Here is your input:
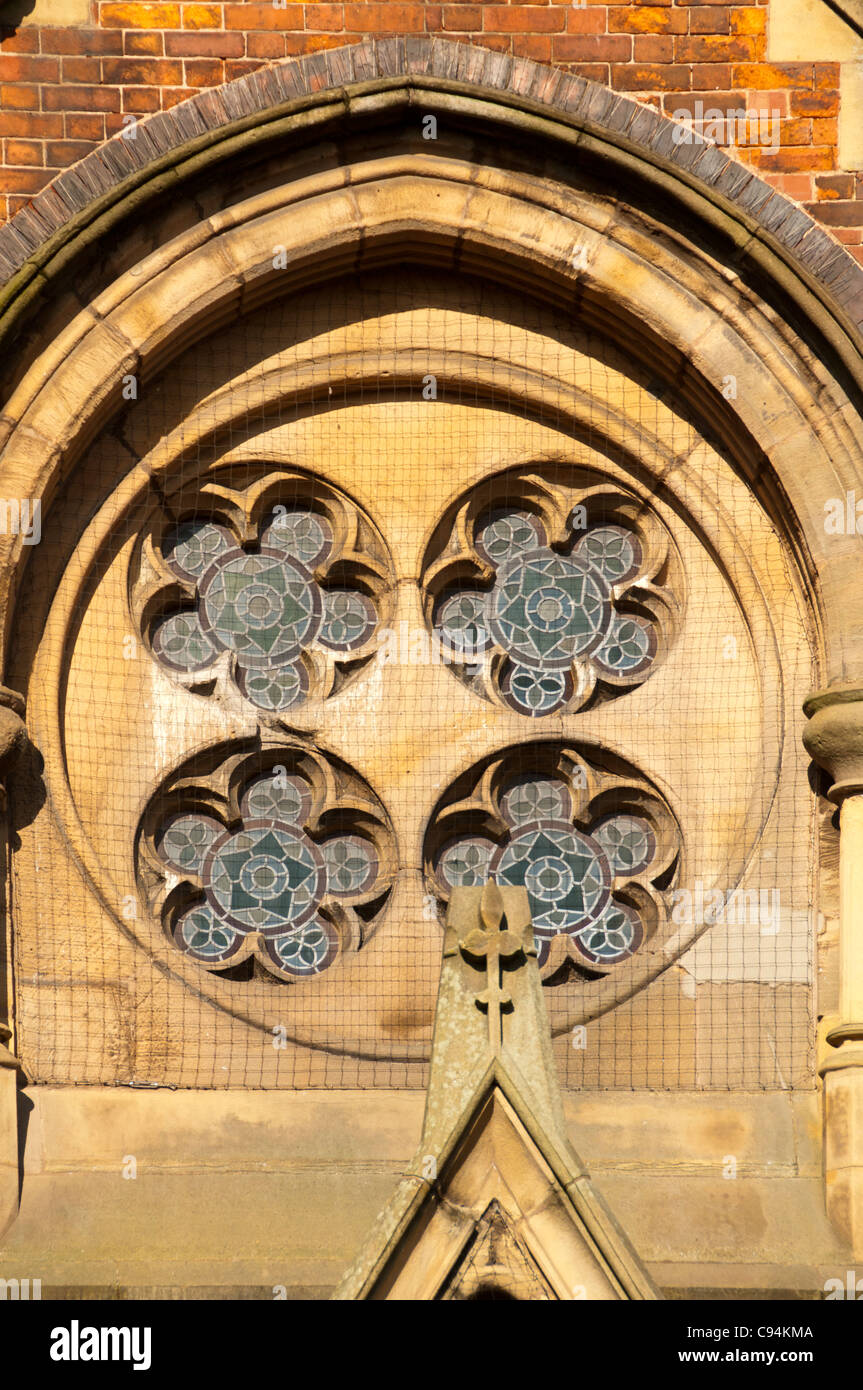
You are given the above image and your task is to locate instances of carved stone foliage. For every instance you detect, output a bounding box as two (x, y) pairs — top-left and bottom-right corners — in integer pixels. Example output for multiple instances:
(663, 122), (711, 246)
(425, 743), (680, 982)
(133, 469), (393, 713)
(137, 741), (395, 983)
(422, 469), (680, 716)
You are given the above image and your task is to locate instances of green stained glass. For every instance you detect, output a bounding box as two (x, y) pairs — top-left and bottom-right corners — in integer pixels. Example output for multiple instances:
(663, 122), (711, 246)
(164, 521), (233, 579)
(159, 814), (221, 873)
(320, 591), (376, 651)
(176, 903), (240, 962)
(475, 509), (545, 563)
(323, 836), (377, 894)
(593, 814), (654, 874)
(490, 552), (611, 669)
(439, 507), (656, 714)
(503, 663), (570, 715)
(575, 900), (639, 961)
(260, 509), (331, 566)
(152, 513), (378, 711)
(207, 824), (325, 933)
(151, 611), (217, 671)
(435, 768), (652, 968)
(492, 822), (611, 941)
(434, 590), (490, 657)
(242, 774), (309, 825)
(501, 777), (571, 825)
(574, 525), (641, 583)
(268, 921), (333, 975)
(240, 661), (306, 711)
(595, 615), (655, 674)
(201, 552), (321, 665)
(438, 837), (495, 889)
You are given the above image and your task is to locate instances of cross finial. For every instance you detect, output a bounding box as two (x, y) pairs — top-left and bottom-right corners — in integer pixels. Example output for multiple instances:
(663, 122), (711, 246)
(457, 881), (524, 1053)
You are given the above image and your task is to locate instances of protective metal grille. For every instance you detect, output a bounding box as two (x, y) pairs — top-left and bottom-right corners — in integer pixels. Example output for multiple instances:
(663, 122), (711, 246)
(10, 267), (817, 1092)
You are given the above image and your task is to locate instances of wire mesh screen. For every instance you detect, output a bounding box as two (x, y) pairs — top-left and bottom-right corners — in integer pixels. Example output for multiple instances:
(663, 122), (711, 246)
(10, 266), (817, 1092)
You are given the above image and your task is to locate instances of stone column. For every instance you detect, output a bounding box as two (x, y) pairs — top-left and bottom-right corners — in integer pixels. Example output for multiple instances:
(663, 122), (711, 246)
(0, 687), (27, 1238)
(804, 684), (863, 1255)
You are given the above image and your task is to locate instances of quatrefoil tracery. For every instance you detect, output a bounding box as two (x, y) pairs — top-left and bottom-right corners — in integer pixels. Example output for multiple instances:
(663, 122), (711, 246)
(132, 465), (683, 989)
(425, 745), (680, 980)
(137, 744), (395, 983)
(135, 471), (393, 713)
(422, 471), (680, 716)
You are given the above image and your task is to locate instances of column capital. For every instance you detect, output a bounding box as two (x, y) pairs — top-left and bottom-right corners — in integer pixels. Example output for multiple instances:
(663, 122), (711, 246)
(803, 683), (863, 802)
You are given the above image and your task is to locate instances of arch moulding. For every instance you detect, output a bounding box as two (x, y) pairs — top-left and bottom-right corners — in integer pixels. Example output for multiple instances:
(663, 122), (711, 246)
(1, 38), (863, 1251)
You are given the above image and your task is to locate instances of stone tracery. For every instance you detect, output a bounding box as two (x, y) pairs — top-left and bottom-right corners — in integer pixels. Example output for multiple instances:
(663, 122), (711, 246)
(12, 128), (822, 1069)
(133, 460), (685, 990)
(0, 33), (856, 1289)
(426, 744), (680, 979)
(424, 473), (679, 716)
(138, 745), (394, 983)
(138, 475), (390, 713)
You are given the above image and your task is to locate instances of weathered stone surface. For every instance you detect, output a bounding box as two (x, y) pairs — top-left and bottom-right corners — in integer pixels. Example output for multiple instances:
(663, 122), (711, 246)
(0, 40), (859, 1298)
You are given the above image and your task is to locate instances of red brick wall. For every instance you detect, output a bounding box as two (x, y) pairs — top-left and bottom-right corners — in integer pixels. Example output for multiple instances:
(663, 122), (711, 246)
(0, 1), (860, 262)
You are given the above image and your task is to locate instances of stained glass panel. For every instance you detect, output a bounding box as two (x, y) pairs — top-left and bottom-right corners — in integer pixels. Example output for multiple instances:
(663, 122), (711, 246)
(155, 771), (383, 979)
(320, 591), (377, 651)
(432, 507), (659, 716)
(260, 509), (331, 566)
(438, 837), (496, 888)
(149, 510), (380, 711)
(435, 773), (660, 967)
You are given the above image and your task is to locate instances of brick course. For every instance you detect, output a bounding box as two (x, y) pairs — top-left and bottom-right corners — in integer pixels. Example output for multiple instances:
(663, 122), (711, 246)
(0, 1), (858, 261)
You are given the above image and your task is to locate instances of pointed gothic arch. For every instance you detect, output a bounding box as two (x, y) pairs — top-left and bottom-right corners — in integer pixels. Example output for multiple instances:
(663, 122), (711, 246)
(0, 39), (860, 1286)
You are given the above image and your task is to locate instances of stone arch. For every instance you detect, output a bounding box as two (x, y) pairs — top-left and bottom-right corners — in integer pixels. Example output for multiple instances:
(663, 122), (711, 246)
(0, 38), (860, 679)
(0, 38), (857, 1089)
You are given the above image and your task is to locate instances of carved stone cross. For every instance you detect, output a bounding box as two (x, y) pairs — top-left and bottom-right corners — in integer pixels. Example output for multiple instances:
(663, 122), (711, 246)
(458, 881), (524, 1053)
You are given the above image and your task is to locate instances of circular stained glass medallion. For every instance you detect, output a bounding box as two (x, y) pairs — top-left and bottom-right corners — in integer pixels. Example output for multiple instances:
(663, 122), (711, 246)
(259, 509), (332, 567)
(573, 525), (642, 584)
(491, 821), (612, 938)
(199, 549), (323, 669)
(203, 821), (326, 936)
(489, 551), (612, 670)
